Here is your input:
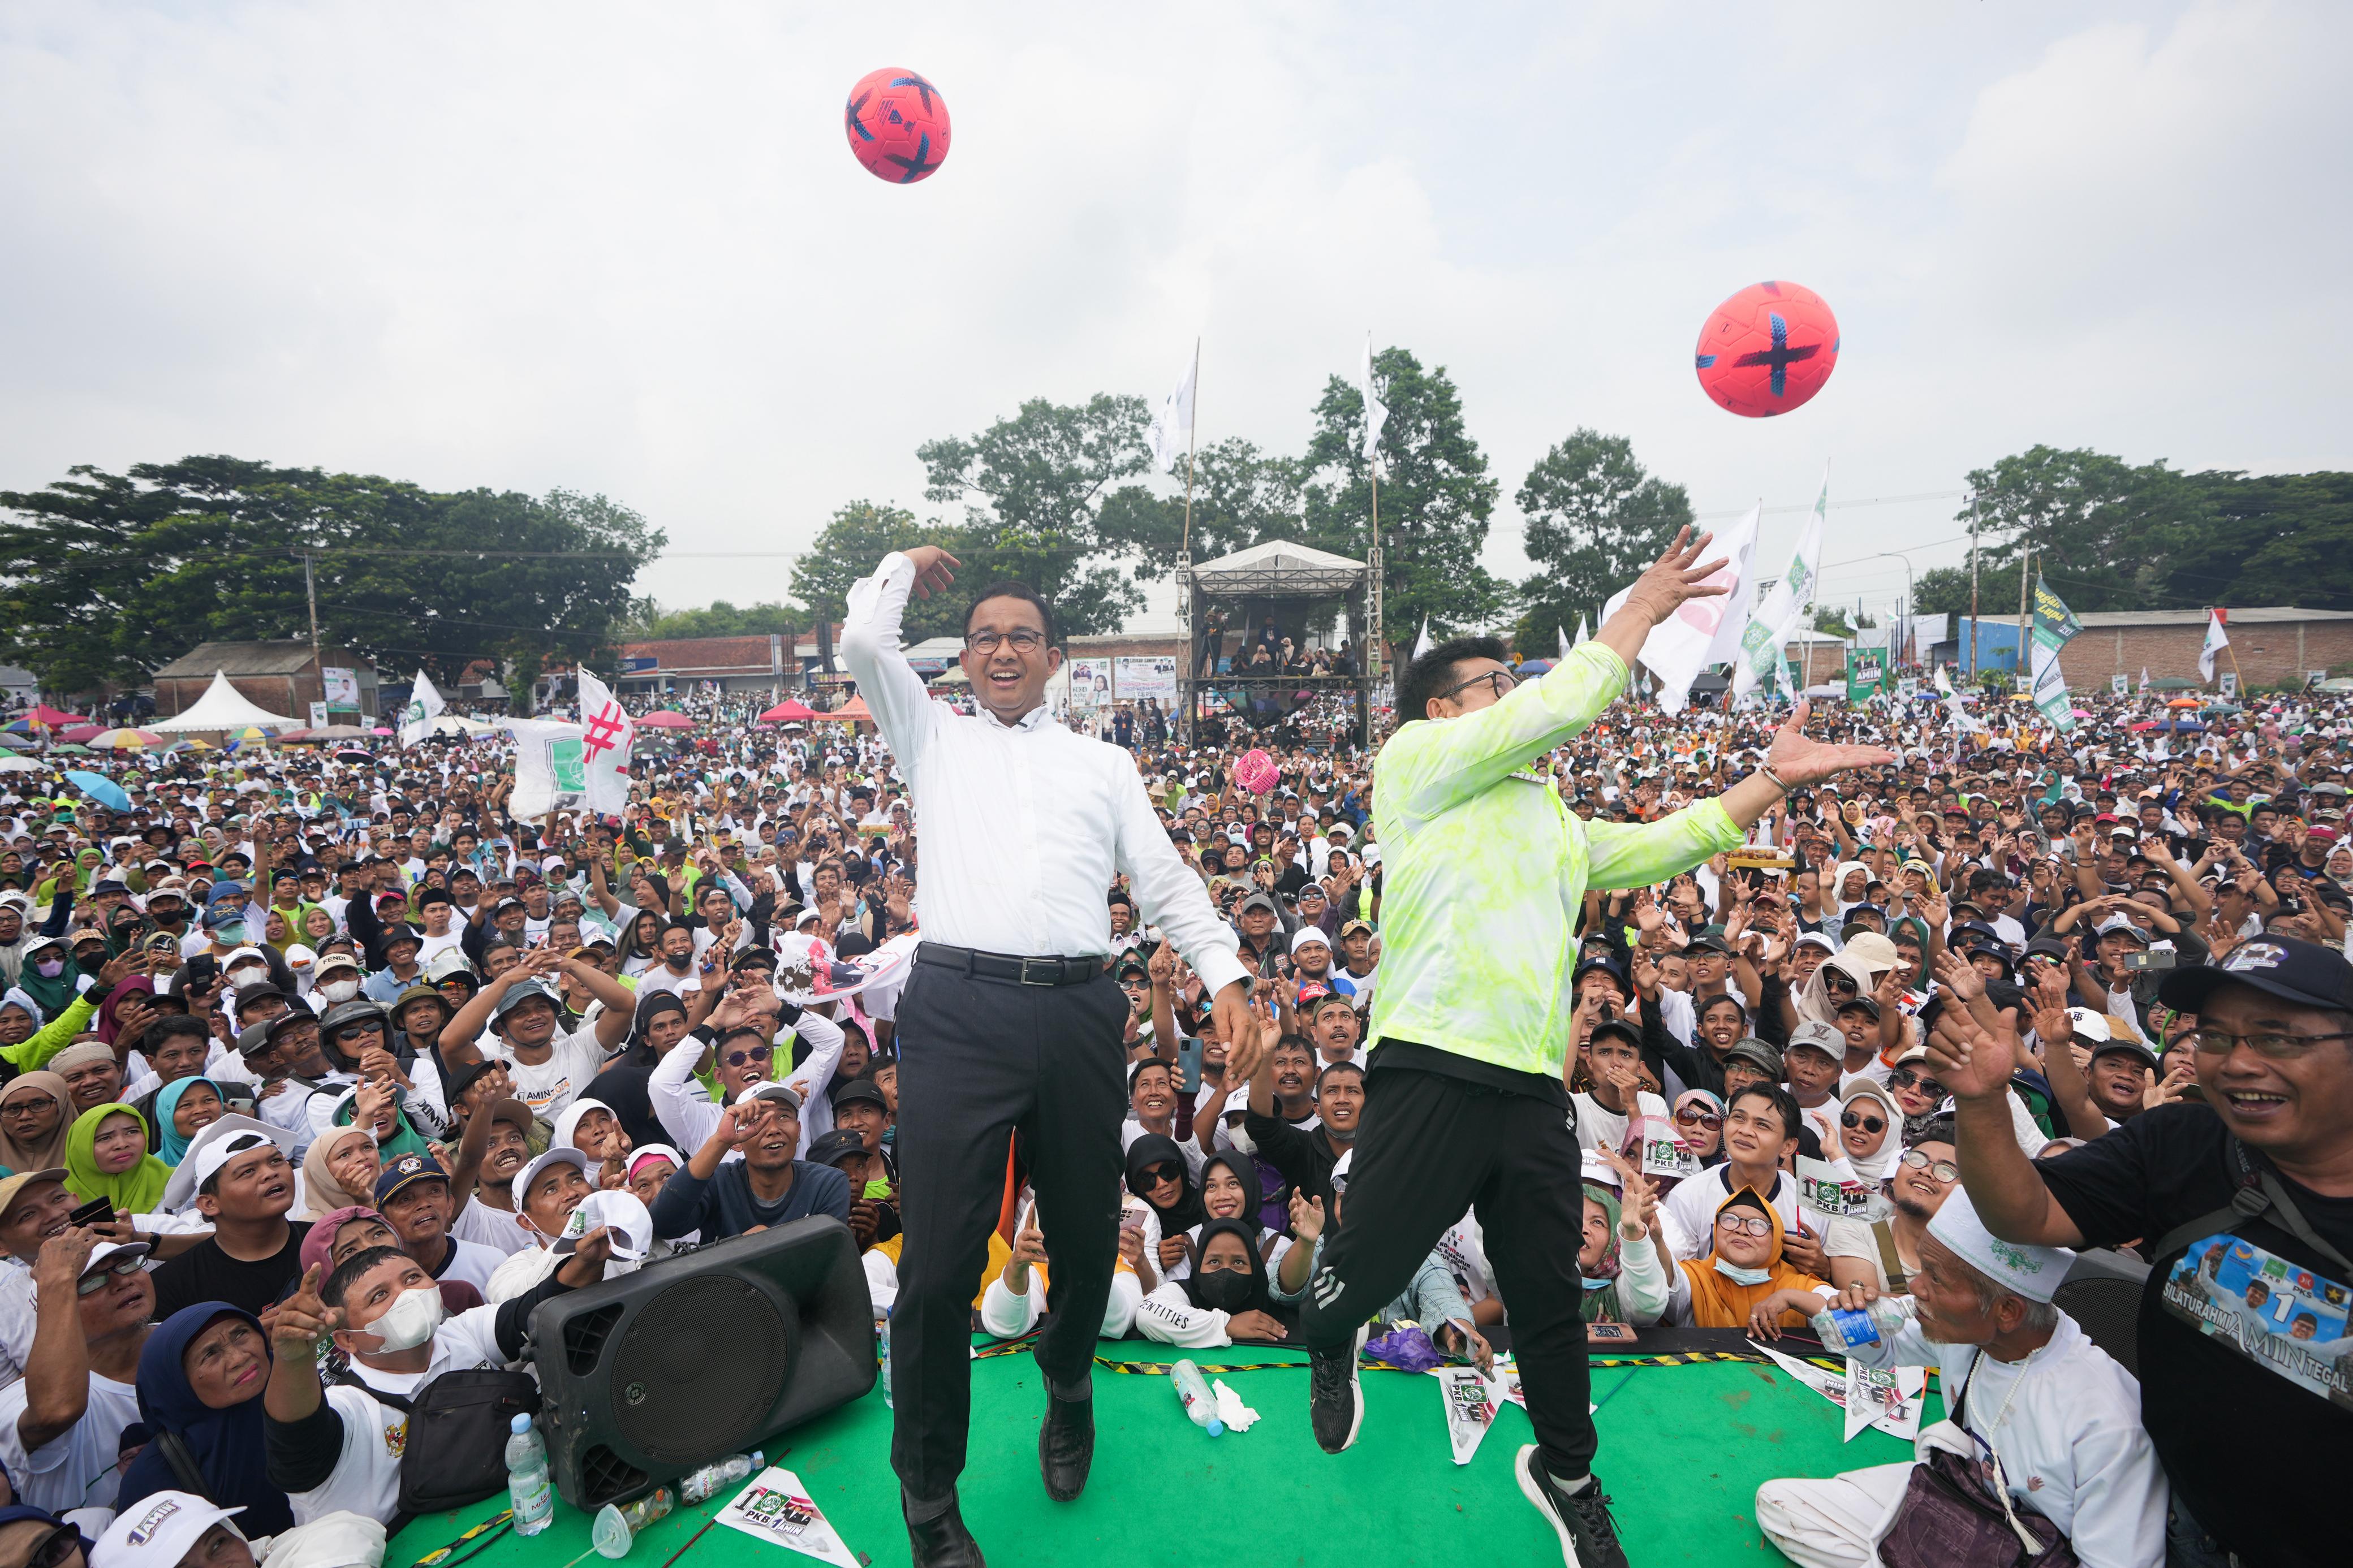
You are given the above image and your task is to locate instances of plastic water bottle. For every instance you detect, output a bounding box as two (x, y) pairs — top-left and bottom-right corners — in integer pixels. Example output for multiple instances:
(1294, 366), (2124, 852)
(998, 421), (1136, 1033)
(678, 1449), (764, 1504)
(878, 1312), (893, 1409)
(1169, 1360), (1225, 1436)
(1809, 1297), (1912, 1355)
(505, 1413), (554, 1536)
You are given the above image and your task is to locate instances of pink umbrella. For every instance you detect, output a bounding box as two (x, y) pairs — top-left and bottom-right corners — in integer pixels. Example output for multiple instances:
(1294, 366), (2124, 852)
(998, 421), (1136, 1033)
(635, 710), (695, 729)
(58, 725), (105, 744)
(370, 727), (393, 736)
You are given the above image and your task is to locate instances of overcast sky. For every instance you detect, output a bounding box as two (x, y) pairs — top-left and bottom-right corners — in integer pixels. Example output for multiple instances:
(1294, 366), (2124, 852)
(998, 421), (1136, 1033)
(3, 1), (2346, 635)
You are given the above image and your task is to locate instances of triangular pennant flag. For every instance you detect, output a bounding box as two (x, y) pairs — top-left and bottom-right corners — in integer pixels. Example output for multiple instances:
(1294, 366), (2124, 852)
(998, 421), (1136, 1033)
(1558, 625), (1572, 661)
(1433, 1366), (1498, 1465)
(1412, 617), (1432, 660)
(715, 1467), (862, 1567)
(1145, 341), (1198, 474)
(398, 668), (445, 746)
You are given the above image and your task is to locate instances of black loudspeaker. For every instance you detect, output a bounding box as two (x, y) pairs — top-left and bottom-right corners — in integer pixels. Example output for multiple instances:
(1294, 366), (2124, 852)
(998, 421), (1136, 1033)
(531, 1216), (876, 1509)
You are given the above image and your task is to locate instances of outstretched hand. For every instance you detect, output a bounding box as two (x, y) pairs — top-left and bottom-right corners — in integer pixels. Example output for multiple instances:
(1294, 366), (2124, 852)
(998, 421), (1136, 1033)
(1622, 528), (1729, 628)
(1765, 701), (1899, 789)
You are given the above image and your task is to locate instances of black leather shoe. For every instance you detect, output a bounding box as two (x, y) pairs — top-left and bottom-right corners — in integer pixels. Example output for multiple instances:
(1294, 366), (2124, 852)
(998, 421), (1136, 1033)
(904, 1494), (986, 1568)
(1039, 1388), (1095, 1501)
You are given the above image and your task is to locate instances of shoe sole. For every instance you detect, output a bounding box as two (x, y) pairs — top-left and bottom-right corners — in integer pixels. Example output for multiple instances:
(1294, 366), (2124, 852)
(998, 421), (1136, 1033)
(1315, 1322), (1369, 1454)
(1515, 1445), (1582, 1568)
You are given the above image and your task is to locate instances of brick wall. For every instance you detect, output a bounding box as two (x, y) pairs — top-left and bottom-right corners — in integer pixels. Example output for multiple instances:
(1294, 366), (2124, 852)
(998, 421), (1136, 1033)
(2054, 621), (2353, 690)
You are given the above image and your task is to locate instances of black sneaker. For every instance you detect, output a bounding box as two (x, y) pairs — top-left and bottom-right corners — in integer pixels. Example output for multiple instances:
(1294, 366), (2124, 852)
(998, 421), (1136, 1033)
(1307, 1322), (1368, 1454)
(1514, 1445), (1629, 1568)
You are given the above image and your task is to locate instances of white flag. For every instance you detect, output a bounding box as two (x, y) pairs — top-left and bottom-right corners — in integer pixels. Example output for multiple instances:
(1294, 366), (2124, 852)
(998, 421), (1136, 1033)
(1606, 502), (1761, 715)
(398, 669), (445, 747)
(575, 668), (636, 815)
(2200, 609), (2229, 681)
(1935, 664), (1985, 732)
(1559, 625), (1573, 660)
(1411, 617), (1432, 660)
(1359, 333), (1387, 464)
(1145, 342), (1197, 475)
(500, 716), (591, 819)
(1733, 474), (1825, 699)
(2139, 666), (2150, 693)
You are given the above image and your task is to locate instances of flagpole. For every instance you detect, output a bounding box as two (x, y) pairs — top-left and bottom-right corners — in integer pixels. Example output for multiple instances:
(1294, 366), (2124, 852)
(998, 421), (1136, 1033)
(1175, 336), (1200, 746)
(1967, 493), (1980, 682)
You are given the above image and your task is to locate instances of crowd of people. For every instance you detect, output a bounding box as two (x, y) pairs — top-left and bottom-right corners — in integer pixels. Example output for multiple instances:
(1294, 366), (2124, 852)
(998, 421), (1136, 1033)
(0, 574), (2338, 1568)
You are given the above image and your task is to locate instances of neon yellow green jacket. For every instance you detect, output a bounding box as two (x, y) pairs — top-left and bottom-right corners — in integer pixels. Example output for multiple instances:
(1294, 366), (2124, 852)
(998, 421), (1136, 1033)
(1367, 642), (1743, 1081)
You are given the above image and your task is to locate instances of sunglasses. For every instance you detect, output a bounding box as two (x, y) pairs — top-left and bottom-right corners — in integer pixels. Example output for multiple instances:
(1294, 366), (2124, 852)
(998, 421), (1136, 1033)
(1840, 1111), (1887, 1135)
(1673, 1107), (1723, 1131)
(1825, 975), (1859, 995)
(1899, 1148), (1960, 1183)
(19, 1522), (83, 1568)
(1887, 1068), (1944, 1097)
(1141, 1165), (1183, 1187)
(723, 1044), (773, 1068)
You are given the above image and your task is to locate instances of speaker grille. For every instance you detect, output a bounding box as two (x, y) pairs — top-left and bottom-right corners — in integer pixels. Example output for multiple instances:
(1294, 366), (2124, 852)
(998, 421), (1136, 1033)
(606, 1275), (795, 1461)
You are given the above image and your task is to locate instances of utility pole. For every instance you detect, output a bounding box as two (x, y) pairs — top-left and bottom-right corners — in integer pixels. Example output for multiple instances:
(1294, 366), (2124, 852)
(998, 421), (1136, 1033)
(1967, 493), (1980, 681)
(302, 550), (324, 677)
(2015, 548), (2033, 689)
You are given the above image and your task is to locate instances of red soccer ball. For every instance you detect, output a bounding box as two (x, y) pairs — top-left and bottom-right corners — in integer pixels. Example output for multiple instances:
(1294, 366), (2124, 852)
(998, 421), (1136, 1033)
(843, 66), (951, 185)
(1693, 282), (1840, 417)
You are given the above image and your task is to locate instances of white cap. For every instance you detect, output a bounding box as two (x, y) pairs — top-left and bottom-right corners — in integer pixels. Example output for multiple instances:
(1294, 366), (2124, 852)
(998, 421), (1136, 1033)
(81, 1238), (153, 1281)
(1925, 1187), (2076, 1304)
(514, 1146), (591, 1211)
(1290, 926), (1330, 954)
(2065, 1007), (2113, 1043)
(555, 1187), (653, 1262)
(186, 1127), (282, 1195)
(94, 1492), (245, 1568)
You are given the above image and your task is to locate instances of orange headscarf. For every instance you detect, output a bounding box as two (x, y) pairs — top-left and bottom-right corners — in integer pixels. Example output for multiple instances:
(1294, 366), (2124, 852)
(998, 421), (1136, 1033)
(1675, 1186), (1829, 1329)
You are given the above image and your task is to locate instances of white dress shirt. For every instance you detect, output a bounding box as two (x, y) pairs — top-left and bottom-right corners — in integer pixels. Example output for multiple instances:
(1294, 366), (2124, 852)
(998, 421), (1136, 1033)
(842, 552), (1248, 997)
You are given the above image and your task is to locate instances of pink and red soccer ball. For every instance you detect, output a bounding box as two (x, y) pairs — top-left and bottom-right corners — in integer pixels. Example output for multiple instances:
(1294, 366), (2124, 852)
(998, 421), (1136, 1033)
(1694, 282), (1840, 417)
(844, 67), (951, 184)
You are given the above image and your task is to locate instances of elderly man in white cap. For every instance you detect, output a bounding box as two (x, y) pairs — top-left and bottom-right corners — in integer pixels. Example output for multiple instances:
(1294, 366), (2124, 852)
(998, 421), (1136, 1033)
(94, 1488), (386, 1568)
(1753, 1189), (2165, 1568)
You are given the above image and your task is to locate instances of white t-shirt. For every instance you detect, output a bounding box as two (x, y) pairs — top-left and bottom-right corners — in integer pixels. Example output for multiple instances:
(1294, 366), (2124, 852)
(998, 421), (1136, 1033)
(503, 1024), (613, 1118)
(1572, 1090), (1669, 1156)
(451, 1195), (535, 1257)
(431, 1237), (506, 1292)
(0, 1368), (139, 1514)
(287, 1302), (512, 1527)
(631, 964), (701, 1002)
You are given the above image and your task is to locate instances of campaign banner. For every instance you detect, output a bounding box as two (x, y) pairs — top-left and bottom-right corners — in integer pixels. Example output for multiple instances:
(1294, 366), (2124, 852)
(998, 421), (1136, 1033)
(2162, 1232), (2351, 1405)
(716, 1467), (859, 1567)
(1846, 650), (1884, 702)
(1068, 658), (1112, 710)
(1433, 1366), (1497, 1465)
(1114, 655), (1179, 706)
(1797, 1155), (1891, 1221)
(321, 666), (361, 711)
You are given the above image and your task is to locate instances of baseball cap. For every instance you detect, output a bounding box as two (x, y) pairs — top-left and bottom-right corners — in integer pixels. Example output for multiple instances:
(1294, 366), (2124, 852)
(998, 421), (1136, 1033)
(2157, 934), (2353, 1015)
(1792, 931), (1838, 954)
(96, 1490), (245, 1568)
(745, 1081), (804, 1113)
(1235, 892), (1280, 918)
(0, 1168), (69, 1223)
(1785, 1020), (1845, 1060)
(2094, 915), (2151, 947)
(552, 1188), (652, 1262)
(187, 1129), (281, 1193)
(1834, 993), (1883, 1019)
(1683, 931), (1733, 956)
(829, 1078), (886, 1113)
(1588, 1018), (1641, 1052)
(1724, 1038), (1783, 1078)
(372, 1152), (450, 1208)
(1339, 919), (1374, 940)
(2089, 1034), (2158, 1067)
(805, 1128), (870, 1169)
(514, 1146), (590, 1206)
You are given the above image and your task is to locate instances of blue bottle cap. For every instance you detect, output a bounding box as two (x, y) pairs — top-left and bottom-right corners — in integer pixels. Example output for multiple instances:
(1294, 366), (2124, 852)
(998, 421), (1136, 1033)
(511, 1413), (533, 1435)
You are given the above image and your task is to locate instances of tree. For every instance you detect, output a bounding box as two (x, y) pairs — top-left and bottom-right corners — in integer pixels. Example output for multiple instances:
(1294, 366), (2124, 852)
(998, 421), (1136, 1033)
(1299, 347), (1502, 667)
(1811, 606), (1873, 638)
(620, 599), (805, 641)
(1963, 446), (2207, 613)
(0, 457), (662, 703)
(1094, 437), (1304, 572)
(2165, 469), (2353, 611)
(916, 394), (1158, 636)
(1510, 429), (1691, 653)
(1910, 565), (1976, 620)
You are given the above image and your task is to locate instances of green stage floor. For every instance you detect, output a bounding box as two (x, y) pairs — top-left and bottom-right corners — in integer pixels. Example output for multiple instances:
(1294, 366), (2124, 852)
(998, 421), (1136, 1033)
(391, 1343), (1936, 1568)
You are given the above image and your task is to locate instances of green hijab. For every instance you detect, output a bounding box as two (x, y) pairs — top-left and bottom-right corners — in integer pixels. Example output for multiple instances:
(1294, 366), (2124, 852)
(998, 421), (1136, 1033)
(1580, 1181), (1626, 1324)
(65, 1102), (173, 1217)
(330, 1090), (432, 1164)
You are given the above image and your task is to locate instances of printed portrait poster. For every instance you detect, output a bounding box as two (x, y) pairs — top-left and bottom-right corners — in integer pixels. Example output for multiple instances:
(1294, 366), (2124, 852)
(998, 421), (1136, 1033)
(2164, 1233), (2353, 1406)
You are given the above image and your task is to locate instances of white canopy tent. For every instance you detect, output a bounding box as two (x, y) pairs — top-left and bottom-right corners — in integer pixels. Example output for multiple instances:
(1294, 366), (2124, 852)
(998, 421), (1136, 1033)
(150, 671), (302, 732)
(1187, 538), (1368, 597)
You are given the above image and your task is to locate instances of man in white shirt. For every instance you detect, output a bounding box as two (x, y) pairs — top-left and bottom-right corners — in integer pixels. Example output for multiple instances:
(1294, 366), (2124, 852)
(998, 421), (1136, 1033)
(841, 546), (1250, 1568)
(437, 953), (635, 1118)
(0, 1233), (150, 1518)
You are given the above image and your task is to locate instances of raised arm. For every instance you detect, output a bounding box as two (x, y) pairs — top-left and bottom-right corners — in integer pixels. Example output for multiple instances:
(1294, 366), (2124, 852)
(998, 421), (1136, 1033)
(838, 549), (952, 767)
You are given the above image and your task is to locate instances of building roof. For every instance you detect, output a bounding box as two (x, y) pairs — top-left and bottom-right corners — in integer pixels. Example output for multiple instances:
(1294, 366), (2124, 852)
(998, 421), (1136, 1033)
(1190, 539), (1367, 596)
(152, 641), (364, 680)
(620, 636), (781, 675)
(2068, 608), (2353, 628)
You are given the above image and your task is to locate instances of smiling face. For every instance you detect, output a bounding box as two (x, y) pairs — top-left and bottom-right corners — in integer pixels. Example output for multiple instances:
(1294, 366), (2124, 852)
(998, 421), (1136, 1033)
(1712, 1204), (1776, 1269)
(2193, 984), (2353, 1163)
(1839, 1098), (1891, 1162)
(960, 593), (1062, 722)
(1201, 1162), (1249, 1221)
(1130, 1062), (1174, 1125)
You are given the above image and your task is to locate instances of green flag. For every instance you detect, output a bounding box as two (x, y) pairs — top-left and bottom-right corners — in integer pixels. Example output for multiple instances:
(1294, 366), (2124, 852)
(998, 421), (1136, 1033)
(1846, 649), (1885, 702)
(2028, 576), (2078, 732)
(2031, 576), (2081, 651)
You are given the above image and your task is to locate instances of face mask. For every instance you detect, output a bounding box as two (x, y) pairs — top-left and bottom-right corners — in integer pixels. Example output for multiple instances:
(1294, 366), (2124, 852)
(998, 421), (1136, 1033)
(1193, 1267), (1256, 1314)
(1713, 1259), (1775, 1288)
(32, 958), (62, 979)
(75, 953), (106, 976)
(361, 1284), (445, 1353)
(319, 978), (360, 1004)
(214, 923), (247, 947)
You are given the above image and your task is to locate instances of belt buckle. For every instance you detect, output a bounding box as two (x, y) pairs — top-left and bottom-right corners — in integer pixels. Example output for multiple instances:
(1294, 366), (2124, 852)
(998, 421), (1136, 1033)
(1019, 957), (1059, 986)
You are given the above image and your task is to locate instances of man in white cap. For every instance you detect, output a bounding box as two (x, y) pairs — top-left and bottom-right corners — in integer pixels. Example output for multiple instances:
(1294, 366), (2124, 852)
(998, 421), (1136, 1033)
(1753, 1190), (2164, 1568)
(0, 1232), (153, 1515)
(93, 1492), (256, 1568)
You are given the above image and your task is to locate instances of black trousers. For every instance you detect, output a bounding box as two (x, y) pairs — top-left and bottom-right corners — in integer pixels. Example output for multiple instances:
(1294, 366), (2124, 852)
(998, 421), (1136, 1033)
(1297, 1066), (1597, 1479)
(889, 961), (1128, 1506)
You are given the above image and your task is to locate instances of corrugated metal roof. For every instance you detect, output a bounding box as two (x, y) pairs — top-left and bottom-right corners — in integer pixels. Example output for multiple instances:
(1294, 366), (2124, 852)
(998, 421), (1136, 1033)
(152, 641), (361, 679)
(2070, 608), (2353, 627)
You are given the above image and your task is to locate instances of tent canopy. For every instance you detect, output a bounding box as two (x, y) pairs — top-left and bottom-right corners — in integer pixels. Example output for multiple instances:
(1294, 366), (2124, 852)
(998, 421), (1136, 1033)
(1189, 539), (1368, 598)
(150, 671), (301, 732)
(758, 699), (821, 723)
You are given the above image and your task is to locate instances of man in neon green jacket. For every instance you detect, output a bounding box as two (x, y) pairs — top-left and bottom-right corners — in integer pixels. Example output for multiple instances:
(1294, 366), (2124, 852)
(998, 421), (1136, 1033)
(1232, 530), (1893, 1568)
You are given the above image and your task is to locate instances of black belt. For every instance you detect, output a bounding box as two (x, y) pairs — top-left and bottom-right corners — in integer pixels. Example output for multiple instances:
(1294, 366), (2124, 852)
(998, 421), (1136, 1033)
(915, 941), (1107, 987)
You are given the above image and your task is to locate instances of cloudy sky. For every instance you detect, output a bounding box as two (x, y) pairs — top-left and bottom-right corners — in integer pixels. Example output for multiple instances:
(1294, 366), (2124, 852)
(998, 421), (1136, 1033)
(3, 1), (2346, 633)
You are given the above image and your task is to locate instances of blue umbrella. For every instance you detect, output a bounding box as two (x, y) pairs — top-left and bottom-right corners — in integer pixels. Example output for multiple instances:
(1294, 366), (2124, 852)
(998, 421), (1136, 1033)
(64, 770), (132, 813)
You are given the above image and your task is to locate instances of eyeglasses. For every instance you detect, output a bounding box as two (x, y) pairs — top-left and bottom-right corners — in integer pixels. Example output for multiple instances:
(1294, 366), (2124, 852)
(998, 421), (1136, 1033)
(1840, 1111), (1887, 1134)
(2182, 1028), (2353, 1061)
(1434, 669), (1518, 706)
(1141, 1165), (1183, 1187)
(1673, 1107), (1723, 1130)
(1716, 1213), (1774, 1237)
(1887, 1068), (1944, 1097)
(964, 629), (1047, 655)
(76, 1253), (146, 1295)
(1825, 975), (1858, 996)
(1899, 1149), (1960, 1183)
(723, 1044), (773, 1068)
